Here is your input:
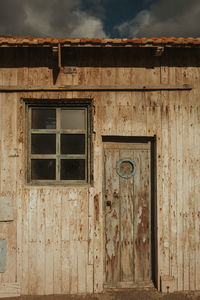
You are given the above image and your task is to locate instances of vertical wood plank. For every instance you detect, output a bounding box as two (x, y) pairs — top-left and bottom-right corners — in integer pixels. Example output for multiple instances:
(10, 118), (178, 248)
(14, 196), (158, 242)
(146, 105), (161, 137)
(1, 92), (17, 193)
(28, 190), (38, 243)
(61, 240), (70, 294)
(21, 189), (29, 294)
(16, 94), (25, 287)
(16, 183), (22, 286)
(115, 66), (132, 86)
(129, 55), (145, 85)
(145, 58), (160, 85)
(195, 106), (200, 290)
(0, 93), (2, 195)
(36, 189), (46, 295)
(77, 189), (88, 242)
(182, 105), (189, 290)
(69, 199), (78, 241)
(101, 92), (117, 135)
(61, 191), (70, 241)
(87, 264), (94, 293)
(53, 190), (62, 294)
(88, 188), (94, 266)
(69, 241), (78, 294)
(176, 104), (183, 290)
(160, 66), (169, 85)
(132, 92), (147, 136)
(117, 101), (132, 136)
(101, 57), (116, 86)
(28, 189), (38, 294)
(104, 148), (120, 283)
(78, 241), (87, 293)
(188, 106), (196, 290)
(45, 189), (54, 295)
(93, 135), (103, 292)
(154, 105), (162, 291)
(28, 68), (39, 86)
(160, 91), (170, 277)
(0, 90), (18, 284)
(168, 104), (178, 288)
(120, 149), (134, 282)
(134, 149), (151, 281)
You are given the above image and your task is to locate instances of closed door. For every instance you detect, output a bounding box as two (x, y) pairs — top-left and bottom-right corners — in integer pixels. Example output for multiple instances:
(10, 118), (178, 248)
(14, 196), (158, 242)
(104, 142), (152, 287)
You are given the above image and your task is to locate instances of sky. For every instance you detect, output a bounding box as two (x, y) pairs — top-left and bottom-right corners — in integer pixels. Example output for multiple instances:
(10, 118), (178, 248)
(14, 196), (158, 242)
(0, 0), (199, 38)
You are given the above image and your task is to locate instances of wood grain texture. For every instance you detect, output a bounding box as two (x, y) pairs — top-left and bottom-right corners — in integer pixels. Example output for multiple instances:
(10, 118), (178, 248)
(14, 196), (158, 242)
(104, 143), (151, 287)
(0, 48), (200, 296)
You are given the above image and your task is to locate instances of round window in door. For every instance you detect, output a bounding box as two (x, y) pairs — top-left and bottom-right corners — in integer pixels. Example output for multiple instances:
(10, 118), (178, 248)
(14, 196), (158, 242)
(116, 158), (136, 178)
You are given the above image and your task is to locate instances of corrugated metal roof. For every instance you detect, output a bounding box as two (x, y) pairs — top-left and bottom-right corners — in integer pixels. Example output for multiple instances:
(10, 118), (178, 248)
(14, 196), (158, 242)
(0, 36), (200, 47)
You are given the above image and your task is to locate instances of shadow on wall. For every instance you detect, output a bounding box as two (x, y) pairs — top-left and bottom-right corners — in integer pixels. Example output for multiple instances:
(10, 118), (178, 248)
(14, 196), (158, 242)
(0, 47), (200, 68)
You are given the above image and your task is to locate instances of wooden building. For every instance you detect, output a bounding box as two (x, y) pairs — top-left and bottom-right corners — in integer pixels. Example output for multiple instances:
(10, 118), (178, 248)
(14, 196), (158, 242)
(0, 36), (200, 297)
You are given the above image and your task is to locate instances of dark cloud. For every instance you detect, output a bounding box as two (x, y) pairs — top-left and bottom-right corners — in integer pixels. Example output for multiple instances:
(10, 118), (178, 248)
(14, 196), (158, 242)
(0, 0), (32, 35)
(0, 0), (107, 37)
(116, 0), (200, 37)
(0, 0), (199, 38)
(81, 0), (155, 37)
(81, 0), (106, 20)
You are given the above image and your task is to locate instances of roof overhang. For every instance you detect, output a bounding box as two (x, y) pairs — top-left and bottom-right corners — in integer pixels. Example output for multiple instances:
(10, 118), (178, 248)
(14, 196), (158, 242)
(0, 36), (200, 48)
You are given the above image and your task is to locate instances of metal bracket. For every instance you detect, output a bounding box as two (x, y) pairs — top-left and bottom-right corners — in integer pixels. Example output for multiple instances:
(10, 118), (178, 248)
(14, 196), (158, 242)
(154, 46), (164, 56)
(58, 43), (62, 69)
(52, 43), (62, 84)
(63, 66), (77, 74)
(52, 46), (58, 56)
(52, 43), (62, 68)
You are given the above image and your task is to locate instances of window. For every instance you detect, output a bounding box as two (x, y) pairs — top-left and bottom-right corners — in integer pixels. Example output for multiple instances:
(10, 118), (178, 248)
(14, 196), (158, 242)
(26, 103), (91, 184)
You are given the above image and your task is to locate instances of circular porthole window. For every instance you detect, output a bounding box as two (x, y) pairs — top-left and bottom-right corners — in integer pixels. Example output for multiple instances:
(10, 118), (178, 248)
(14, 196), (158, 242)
(116, 158), (136, 178)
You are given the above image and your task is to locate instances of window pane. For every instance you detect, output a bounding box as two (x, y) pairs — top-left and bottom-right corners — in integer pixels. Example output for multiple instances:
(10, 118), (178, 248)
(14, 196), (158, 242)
(31, 159), (56, 180)
(32, 109), (56, 129)
(61, 134), (85, 154)
(31, 134), (56, 154)
(61, 109), (85, 129)
(61, 159), (85, 180)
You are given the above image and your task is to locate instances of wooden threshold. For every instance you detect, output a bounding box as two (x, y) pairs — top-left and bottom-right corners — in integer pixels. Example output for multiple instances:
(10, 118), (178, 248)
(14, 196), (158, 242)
(104, 280), (154, 289)
(0, 84), (192, 92)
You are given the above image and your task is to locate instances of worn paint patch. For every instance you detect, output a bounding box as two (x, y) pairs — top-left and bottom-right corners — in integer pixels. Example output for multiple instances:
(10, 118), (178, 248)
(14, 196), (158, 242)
(69, 191), (77, 200)
(0, 240), (6, 272)
(106, 222), (119, 259)
(0, 196), (13, 221)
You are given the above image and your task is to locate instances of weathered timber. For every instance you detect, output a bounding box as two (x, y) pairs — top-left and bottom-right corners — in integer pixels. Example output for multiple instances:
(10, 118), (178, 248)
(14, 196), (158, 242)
(0, 43), (200, 297)
(0, 84), (192, 92)
(104, 142), (151, 287)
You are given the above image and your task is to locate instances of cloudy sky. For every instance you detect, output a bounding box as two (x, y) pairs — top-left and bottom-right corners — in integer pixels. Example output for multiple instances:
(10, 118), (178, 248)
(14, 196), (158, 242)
(0, 0), (199, 38)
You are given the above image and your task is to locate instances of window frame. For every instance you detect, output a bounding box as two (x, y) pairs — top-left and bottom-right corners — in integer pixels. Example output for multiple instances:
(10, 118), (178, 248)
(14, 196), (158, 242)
(25, 100), (92, 185)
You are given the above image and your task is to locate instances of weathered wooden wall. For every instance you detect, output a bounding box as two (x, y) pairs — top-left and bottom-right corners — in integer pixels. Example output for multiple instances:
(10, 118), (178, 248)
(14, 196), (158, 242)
(0, 47), (200, 296)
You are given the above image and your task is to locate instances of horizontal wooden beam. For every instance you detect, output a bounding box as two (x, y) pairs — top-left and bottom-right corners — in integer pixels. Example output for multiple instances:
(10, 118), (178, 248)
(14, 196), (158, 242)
(0, 84), (192, 92)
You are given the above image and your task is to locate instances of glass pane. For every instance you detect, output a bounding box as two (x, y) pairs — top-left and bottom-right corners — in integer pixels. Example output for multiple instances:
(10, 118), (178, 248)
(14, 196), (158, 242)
(61, 134), (85, 154)
(61, 109), (85, 129)
(32, 109), (56, 129)
(31, 134), (56, 154)
(31, 159), (56, 180)
(61, 159), (85, 180)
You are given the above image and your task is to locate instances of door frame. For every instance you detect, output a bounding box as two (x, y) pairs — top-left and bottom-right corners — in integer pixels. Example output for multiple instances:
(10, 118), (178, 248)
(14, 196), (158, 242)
(102, 135), (157, 289)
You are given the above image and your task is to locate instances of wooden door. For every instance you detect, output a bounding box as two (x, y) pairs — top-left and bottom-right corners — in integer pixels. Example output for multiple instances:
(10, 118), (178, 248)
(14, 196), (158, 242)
(104, 142), (152, 288)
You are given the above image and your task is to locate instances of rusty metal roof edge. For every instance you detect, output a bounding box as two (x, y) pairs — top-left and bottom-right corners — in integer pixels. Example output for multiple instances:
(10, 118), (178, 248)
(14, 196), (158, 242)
(0, 37), (200, 47)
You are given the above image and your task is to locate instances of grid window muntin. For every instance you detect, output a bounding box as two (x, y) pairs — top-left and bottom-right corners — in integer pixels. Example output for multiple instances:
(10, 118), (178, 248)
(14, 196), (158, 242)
(27, 104), (90, 184)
